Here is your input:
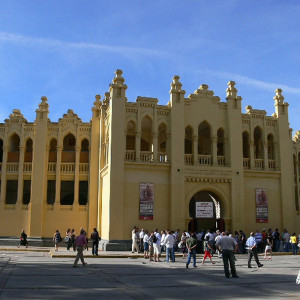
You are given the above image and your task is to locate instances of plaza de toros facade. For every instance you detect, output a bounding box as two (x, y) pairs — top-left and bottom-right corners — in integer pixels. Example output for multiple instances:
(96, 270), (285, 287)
(0, 69), (300, 249)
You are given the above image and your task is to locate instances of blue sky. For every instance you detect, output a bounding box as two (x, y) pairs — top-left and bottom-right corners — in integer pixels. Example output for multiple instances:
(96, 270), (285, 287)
(0, 1), (300, 132)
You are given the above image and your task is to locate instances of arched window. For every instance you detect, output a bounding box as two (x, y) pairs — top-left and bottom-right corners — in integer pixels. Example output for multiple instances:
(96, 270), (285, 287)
(141, 116), (152, 151)
(254, 127), (263, 159)
(49, 139), (57, 162)
(185, 126), (193, 154)
(267, 134), (275, 160)
(126, 121), (136, 150)
(62, 133), (76, 162)
(158, 123), (167, 153)
(217, 128), (225, 156)
(198, 121), (211, 155)
(80, 139), (89, 163)
(24, 138), (33, 162)
(0, 139), (3, 163)
(8, 133), (20, 162)
(242, 131), (250, 158)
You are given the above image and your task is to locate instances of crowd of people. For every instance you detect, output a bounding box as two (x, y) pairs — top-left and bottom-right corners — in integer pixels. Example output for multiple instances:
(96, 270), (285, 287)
(132, 226), (300, 278)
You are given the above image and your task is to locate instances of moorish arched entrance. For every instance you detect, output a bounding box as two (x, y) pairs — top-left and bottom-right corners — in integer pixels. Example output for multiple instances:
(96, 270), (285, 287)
(188, 190), (225, 232)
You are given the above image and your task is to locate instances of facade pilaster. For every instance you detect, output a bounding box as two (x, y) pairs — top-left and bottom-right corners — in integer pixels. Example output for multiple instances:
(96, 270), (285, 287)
(153, 133), (158, 162)
(250, 141), (255, 169)
(212, 136), (218, 166)
(166, 133), (170, 162)
(89, 95), (101, 235)
(16, 145), (25, 208)
(169, 75), (186, 230)
(226, 81), (244, 229)
(0, 145), (8, 209)
(264, 141), (268, 170)
(54, 146), (62, 210)
(73, 145), (80, 208)
(101, 70), (127, 243)
(224, 138), (228, 166)
(274, 89), (295, 228)
(135, 132), (141, 161)
(193, 135), (198, 165)
(29, 96), (49, 237)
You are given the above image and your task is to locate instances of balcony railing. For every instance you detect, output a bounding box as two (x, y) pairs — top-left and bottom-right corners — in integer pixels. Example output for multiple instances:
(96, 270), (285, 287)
(217, 156), (225, 166)
(79, 163), (89, 173)
(158, 152), (168, 163)
(61, 163), (75, 173)
(254, 159), (264, 169)
(243, 158), (250, 169)
(198, 155), (212, 165)
(184, 154), (193, 165)
(23, 163), (32, 173)
(140, 151), (153, 162)
(6, 163), (19, 173)
(48, 163), (56, 172)
(125, 150), (136, 162)
(268, 160), (275, 169)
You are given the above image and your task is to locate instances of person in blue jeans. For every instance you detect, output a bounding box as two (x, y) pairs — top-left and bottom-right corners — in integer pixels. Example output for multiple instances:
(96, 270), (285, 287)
(186, 233), (198, 268)
(165, 230), (175, 262)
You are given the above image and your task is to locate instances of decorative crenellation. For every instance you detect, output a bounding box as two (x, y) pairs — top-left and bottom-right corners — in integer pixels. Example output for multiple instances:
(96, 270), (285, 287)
(103, 92), (110, 107)
(274, 88), (284, 104)
(58, 109), (82, 124)
(185, 177), (231, 183)
(5, 109), (27, 124)
(170, 75), (185, 93)
(293, 131), (300, 143)
(37, 96), (49, 112)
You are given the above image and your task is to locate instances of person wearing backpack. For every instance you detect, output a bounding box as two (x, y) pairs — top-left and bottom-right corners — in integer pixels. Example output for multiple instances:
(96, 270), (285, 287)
(91, 228), (100, 256)
(53, 229), (62, 251)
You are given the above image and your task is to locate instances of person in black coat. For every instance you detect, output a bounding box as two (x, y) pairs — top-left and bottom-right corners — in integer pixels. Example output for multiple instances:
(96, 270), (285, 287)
(91, 228), (100, 255)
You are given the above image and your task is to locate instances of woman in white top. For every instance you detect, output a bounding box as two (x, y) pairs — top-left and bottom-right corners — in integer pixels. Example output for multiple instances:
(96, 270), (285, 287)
(143, 230), (149, 259)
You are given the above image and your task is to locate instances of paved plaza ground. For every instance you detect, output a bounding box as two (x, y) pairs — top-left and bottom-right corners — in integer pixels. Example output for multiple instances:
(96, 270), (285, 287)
(0, 247), (299, 299)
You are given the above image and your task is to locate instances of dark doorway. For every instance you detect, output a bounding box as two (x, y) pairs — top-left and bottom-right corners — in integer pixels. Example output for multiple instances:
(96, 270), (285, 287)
(188, 190), (224, 232)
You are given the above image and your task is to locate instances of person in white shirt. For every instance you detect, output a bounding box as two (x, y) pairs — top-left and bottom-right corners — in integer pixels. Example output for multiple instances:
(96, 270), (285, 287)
(143, 230), (149, 259)
(139, 229), (145, 252)
(205, 230), (214, 242)
(153, 229), (162, 262)
(215, 231), (223, 258)
(165, 230), (175, 262)
(131, 227), (140, 253)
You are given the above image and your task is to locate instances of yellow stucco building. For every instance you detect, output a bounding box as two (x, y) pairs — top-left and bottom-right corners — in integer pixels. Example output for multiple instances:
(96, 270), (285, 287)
(0, 70), (299, 249)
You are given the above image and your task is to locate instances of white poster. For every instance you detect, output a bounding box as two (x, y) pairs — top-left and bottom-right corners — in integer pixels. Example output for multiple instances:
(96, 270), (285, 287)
(196, 202), (213, 218)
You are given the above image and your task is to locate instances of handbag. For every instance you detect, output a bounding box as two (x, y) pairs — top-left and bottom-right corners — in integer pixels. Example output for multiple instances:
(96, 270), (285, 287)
(178, 241), (183, 248)
(64, 236), (69, 243)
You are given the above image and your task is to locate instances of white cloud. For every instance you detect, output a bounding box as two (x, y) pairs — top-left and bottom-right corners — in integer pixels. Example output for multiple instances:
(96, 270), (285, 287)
(199, 69), (300, 96)
(0, 31), (172, 58)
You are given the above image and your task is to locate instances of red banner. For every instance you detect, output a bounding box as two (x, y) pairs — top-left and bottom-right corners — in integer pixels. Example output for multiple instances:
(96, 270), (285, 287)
(139, 182), (154, 220)
(256, 188), (268, 223)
